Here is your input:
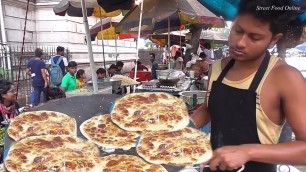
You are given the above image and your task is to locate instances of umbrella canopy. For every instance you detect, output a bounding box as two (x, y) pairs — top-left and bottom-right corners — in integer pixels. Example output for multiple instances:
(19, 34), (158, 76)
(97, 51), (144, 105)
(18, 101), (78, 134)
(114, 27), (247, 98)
(90, 20), (152, 41)
(97, 0), (136, 13)
(197, 0), (306, 22)
(116, 0), (224, 33)
(53, 0), (130, 17)
(295, 44), (306, 52)
(149, 34), (186, 47)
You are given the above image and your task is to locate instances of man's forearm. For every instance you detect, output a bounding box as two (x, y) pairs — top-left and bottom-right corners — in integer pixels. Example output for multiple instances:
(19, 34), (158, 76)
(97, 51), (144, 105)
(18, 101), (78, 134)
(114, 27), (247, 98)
(190, 105), (211, 129)
(248, 141), (306, 165)
(42, 72), (48, 83)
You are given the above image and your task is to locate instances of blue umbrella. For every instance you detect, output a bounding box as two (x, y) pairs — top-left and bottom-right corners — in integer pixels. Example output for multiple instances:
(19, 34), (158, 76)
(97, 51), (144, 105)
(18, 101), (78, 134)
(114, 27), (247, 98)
(197, 0), (306, 23)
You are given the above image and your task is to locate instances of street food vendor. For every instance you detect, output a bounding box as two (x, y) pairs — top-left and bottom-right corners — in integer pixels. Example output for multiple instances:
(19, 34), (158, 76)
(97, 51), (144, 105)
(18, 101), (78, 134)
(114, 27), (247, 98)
(96, 68), (106, 81)
(107, 64), (117, 78)
(191, 0), (306, 171)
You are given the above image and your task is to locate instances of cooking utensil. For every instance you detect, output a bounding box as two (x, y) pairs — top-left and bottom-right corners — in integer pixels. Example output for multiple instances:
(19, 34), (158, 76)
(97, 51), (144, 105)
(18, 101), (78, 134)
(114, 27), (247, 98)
(159, 78), (180, 86)
(179, 91), (207, 107)
(87, 79), (122, 91)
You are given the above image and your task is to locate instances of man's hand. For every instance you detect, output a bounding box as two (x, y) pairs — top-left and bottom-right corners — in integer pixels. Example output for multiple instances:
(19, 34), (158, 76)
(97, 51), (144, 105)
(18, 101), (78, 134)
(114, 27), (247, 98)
(44, 82), (48, 88)
(201, 145), (252, 171)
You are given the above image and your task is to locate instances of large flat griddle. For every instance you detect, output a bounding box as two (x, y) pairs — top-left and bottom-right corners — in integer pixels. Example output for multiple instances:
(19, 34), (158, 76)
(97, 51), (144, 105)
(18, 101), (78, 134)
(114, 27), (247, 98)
(4, 94), (195, 172)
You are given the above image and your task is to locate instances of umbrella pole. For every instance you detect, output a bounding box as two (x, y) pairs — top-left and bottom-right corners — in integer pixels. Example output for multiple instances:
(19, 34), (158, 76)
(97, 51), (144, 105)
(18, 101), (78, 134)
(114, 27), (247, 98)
(115, 36), (118, 62)
(134, 0), (144, 84)
(99, 18), (106, 70)
(168, 17), (171, 64)
(80, 0), (98, 94)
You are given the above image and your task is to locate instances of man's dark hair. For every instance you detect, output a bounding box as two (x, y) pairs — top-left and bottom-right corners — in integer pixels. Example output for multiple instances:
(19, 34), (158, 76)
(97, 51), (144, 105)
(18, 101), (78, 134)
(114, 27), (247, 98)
(96, 68), (106, 74)
(56, 46), (65, 53)
(109, 64), (117, 70)
(238, 0), (294, 35)
(136, 61), (141, 65)
(0, 80), (13, 103)
(68, 61), (77, 68)
(76, 69), (85, 79)
(35, 48), (43, 57)
(116, 61), (124, 67)
(204, 43), (211, 50)
(199, 52), (207, 58)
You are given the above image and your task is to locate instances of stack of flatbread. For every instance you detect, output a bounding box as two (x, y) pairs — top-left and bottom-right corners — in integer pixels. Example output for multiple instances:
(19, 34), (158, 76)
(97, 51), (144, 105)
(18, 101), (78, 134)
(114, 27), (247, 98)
(5, 92), (211, 172)
(109, 92), (212, 166)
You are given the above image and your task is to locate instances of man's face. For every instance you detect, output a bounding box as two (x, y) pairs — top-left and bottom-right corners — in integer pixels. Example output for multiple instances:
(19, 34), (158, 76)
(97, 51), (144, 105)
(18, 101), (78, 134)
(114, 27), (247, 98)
(117, 66), (123, 71)
(68, 67), (77, 75)
(149, 55), (154, 62)
(109, 69), (116, 75)
(59, 51), (65, 56)
(229, 14), (282, 61)
(97, 73), (106, 79)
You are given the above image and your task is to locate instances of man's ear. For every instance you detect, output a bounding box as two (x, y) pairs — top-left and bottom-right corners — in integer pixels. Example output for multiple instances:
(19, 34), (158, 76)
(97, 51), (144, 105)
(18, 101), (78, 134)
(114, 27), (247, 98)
(269, 33), (283, 49)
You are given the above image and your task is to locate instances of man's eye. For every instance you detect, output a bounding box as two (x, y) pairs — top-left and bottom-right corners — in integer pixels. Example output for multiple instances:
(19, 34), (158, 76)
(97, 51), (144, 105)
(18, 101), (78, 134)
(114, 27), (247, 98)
(235, 29), (243, 34)
(251, 37), (261, 41)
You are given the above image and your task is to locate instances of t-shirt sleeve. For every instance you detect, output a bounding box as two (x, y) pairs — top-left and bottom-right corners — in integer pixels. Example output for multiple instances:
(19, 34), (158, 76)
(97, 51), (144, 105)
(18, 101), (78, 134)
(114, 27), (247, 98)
(153, 63), (158, 70)
(63, 58), (68, 66)
(40, 61), (46, 69)
(178, 57), (184, 62)
(61, 76), (69, 89)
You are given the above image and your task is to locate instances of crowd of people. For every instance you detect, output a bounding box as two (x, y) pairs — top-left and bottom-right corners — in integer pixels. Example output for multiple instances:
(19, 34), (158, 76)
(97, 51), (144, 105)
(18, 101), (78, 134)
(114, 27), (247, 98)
(20, 46), (161, 108)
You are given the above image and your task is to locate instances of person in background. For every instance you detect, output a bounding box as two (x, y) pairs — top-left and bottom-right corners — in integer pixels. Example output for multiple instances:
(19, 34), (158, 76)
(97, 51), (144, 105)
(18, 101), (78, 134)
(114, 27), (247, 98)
(173, 51), (184, 70)
(76, 69), (86, 89)
(131, 61), (148, 71)
(149, 53), (158, 79)
(198, 52), (212, 76)
(116, 61), (124, 75)
(60, 61), (77, 92)
(26, 48), (48, 106)
(203, 42), (213, 60)
(48, 46), (68, 76)
(192, 0), (306, 171)
(107, 64), (117, 78)
(0, 80), (31, 126)
(96, 68), (106, 81)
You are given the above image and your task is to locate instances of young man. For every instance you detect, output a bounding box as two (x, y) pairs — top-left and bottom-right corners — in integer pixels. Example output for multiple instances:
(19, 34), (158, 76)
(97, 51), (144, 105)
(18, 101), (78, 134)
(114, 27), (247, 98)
(191, 0), (306, 171)
(49, 46), (68, 76)
(96, 68), (106, 81)
(149, 53), (158, 79)
(107, 64), (117, 78)
(60, 61), (77, 92)
(26, 48), (48, 106)
(115, 61), (124, 75)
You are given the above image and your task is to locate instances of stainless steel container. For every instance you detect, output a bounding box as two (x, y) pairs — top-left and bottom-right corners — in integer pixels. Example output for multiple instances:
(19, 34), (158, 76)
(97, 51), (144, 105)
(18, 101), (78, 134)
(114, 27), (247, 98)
(87, 79), (122, 91)
(179, 91), (207, 106)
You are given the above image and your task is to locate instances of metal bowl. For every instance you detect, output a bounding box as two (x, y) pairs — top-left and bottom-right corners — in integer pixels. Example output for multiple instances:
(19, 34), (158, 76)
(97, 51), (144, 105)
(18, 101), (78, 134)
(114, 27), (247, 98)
(159, 78), (180, 86)
(87, 79), (122, 91)
(156, 70), (184, 79)
(179, 91), (207, 106)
